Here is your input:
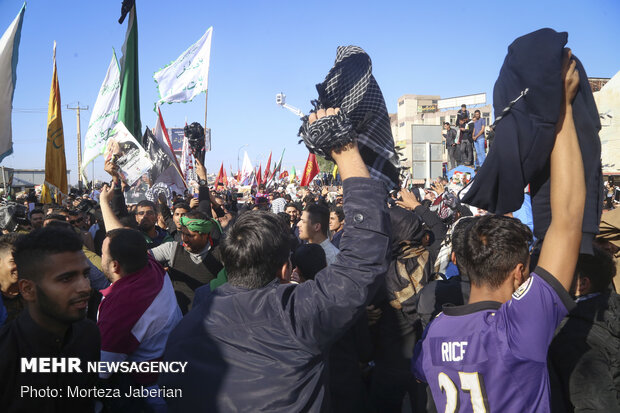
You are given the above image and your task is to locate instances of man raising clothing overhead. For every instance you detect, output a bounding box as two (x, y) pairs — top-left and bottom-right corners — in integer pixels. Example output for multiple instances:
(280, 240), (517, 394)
(412, 47), (587, 413)
(159, 107), (391, 412)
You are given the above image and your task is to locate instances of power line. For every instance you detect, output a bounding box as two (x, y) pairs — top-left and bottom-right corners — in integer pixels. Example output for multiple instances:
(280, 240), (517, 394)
(12, 107), (73, 113)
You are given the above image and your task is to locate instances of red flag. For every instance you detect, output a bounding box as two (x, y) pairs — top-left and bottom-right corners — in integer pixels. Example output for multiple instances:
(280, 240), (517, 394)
(236, 170), (241, 182)
(256, 163), (262, 187)
(157, 107), (177, 159)
(214, 162), (225, 187)
(222, 166), (228, 187)
(279, 171), (289, 179)
(264, 151), (272, 184)
(300, 153), (319, 186)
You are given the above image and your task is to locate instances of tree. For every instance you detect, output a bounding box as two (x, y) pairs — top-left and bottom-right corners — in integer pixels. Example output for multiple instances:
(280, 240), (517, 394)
(316, 155), (335, 173)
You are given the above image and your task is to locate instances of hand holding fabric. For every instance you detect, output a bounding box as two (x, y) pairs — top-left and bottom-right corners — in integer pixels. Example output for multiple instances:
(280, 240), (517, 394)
(396, 188), (420, 211)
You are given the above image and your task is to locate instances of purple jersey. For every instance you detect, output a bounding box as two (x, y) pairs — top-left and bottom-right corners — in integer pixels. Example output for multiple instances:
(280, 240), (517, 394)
(412, 267), (575, 412)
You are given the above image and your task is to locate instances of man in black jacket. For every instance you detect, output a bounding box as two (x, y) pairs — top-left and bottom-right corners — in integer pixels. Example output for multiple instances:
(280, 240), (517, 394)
(457, 117), (473, 167)
(159, 108), (390, 412)
(549, 246), (620, 412)
(443, 122), (458, 169)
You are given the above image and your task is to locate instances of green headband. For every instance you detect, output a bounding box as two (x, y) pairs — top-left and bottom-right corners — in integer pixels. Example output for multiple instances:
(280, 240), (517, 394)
(180, 216), (214, 234)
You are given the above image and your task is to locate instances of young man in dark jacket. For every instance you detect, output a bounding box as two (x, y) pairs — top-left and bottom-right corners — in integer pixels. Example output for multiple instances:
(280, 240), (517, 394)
(159, 108), (391, 412)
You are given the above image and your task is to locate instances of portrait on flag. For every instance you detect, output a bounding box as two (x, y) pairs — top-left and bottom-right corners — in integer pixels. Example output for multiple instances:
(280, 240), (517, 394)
(105, 122), (152, 185)
(143, 127), (172, 183)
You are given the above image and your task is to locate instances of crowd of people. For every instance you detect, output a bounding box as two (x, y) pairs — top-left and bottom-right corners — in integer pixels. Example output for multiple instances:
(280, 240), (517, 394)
(0, 42), (618, 413)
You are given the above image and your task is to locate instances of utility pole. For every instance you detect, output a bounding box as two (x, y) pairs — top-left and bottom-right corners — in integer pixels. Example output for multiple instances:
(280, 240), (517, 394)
(67, 102), (89, 191)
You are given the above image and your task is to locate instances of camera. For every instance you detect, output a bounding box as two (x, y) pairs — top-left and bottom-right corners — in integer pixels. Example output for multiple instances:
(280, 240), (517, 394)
(0, 203), (29, 232)
(184, 122), (206, 164)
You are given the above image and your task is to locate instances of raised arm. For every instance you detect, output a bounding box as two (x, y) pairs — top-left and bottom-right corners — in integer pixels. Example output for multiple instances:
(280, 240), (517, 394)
(285, 108), (389, 352)
(104, 160), (129, 217)
(99, 182), (124, 232)
(537, 50), (585, 291)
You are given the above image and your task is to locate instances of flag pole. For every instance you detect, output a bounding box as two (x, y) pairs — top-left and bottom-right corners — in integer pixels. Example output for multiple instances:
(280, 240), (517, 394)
(204, 89), (208, 129)
(157, 105), (188, 189)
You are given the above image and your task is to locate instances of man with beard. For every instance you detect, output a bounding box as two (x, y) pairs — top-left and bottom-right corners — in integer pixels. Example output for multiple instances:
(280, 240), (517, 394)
(285, 202), (301, 242)
(149, 210), (224, 314)
(29, 209), (44, 230)
(135, 200), (173, 247)
(0, 227), (100, 412)
(0, 233), (23, 325)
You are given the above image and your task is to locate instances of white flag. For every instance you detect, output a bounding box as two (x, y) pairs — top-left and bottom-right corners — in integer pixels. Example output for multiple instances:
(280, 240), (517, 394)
(240, 151), (253, 185)
(0, 4), (26, 162)
(82, 51), (121, 179)
(154, 27), (212, 106)
(180, 134), (193, 181)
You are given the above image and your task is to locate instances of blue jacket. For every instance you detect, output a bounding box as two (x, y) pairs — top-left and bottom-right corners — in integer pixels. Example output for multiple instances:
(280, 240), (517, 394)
(159, 177), (390, 412)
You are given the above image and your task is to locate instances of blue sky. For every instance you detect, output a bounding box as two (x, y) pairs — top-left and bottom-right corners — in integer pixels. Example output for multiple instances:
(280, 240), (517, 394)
(2, 0), (619, 184)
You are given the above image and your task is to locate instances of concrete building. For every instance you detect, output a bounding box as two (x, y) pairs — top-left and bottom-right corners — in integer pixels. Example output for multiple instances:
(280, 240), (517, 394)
(593, 72), (620, 177)
(0, 168), (71, 192)
(589, 77), (610, 93)
(391, 93), (493, 174)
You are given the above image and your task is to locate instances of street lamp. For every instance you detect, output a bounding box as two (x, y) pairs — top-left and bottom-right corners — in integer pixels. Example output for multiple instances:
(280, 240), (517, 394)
(237, 144), (248, 172)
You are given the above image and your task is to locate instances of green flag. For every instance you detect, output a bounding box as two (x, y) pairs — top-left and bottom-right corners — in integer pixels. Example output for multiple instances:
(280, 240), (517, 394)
(118, 2), (141, 144)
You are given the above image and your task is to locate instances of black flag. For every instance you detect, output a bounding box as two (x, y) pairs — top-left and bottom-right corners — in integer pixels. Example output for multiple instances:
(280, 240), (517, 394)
(143, 127), (173, 184)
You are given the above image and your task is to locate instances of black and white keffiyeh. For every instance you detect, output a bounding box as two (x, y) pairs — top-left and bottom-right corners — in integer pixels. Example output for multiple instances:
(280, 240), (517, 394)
(299, 46), (400, 190)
